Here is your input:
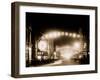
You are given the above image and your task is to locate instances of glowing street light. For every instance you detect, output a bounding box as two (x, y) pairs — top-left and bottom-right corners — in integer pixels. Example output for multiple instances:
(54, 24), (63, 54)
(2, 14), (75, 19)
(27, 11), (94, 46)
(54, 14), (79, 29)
(72, 33), (77, 38)
(57, 32), (61, 37)
(77, 34), (81, 38)
(65, 32), (68, 36)
(69, 33), (73, 37)
(44, 34), (49, 39)
(48, 33), (53, 38)
(73, 42), (81, 50)
(43, 31), (81, 39)
(51, 32), (59, 38)
(44, 31), (61, 39)
(37, 56), (42, 60)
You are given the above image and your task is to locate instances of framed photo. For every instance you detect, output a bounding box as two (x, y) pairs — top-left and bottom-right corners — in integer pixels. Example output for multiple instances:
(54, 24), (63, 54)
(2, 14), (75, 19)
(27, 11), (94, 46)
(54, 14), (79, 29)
(11, 2), (97, 78)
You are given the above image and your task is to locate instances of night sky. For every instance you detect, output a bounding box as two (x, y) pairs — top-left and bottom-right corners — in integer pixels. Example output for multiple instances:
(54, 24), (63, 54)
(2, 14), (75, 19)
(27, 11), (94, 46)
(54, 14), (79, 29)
(26, 12), (89, 42)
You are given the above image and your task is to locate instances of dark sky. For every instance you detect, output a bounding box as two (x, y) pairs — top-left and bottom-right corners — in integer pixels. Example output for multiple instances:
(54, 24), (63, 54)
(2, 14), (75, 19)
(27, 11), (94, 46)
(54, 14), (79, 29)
(26, 12), (89, 40)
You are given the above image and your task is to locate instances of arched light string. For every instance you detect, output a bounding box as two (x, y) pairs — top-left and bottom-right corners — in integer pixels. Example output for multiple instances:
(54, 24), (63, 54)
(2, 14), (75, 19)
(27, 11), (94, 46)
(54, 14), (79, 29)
(41, 31), (81, 40)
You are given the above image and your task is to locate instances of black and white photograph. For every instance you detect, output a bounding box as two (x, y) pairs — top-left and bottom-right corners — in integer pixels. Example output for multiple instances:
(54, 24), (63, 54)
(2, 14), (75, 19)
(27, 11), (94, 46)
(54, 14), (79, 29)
(26, 13), (90, 67)
(11, 2), (97, 78)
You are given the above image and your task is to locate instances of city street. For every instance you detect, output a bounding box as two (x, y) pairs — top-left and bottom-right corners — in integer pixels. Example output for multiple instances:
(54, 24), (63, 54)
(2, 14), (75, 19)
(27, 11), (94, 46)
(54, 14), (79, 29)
(39, 59), (80, 66)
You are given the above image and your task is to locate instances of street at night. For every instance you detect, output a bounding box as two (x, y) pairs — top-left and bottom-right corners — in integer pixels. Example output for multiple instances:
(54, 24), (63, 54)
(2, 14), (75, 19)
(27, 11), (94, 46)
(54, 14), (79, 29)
(25, 12), (89, 67)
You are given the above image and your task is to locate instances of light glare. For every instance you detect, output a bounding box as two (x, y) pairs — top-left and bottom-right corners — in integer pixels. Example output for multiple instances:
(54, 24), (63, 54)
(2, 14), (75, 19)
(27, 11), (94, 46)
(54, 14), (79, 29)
(65, 32), (68, 36)
(38, 40), (47, 51)
(72, 33), (77, 38)
(69, 33), (73, 37)
(61, 32), (64, 36)
(29, 47), (32, 61)
(77, 34), (81, 38)
(37, 56), (41, 60)
(73, 42), (81, 50)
